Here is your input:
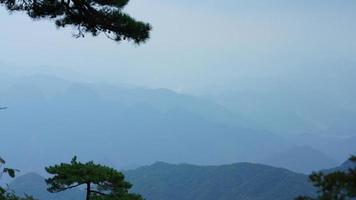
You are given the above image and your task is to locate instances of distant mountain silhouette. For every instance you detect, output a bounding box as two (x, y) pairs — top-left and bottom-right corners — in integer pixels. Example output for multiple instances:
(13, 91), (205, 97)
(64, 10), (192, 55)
(323, 157), (356, 173)
(0, 75), (291, 172)
(208, 74), (356, 136)
(263, 145), (338, 174)
(290, 134), (356, 163)
(1, 74), (353, 174)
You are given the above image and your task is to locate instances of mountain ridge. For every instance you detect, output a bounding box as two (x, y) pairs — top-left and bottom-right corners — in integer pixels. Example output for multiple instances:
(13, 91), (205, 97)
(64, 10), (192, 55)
(124, 161), (314, 200)
(10, 162), (315, 200)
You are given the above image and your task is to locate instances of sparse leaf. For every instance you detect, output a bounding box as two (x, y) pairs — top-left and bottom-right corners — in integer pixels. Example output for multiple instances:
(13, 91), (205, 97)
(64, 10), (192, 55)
(3, 168), (18, 178)
(0, 157), (5, 164)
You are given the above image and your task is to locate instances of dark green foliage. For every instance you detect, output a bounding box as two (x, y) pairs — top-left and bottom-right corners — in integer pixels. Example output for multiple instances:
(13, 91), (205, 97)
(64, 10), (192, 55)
(0, 190), (36, 200)
(296, 156), (356, 200)
(295, 197), (314, 200)
(1, 187), (20, 200)
(3, 168), (16, 178)
(0, 0), (151, 44)
(45, 156), (143, 200)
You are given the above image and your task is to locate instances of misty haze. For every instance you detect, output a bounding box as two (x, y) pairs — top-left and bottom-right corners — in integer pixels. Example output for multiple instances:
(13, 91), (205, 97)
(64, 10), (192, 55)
(1, 1), (356, 200)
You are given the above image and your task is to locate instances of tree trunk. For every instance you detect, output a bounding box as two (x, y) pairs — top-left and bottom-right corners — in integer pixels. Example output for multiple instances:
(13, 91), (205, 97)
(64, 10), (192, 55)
(86, 182), (91, 200)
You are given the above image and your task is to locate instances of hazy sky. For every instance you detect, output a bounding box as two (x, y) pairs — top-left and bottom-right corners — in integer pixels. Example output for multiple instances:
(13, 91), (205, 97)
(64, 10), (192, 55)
(1, 0), (356, 93)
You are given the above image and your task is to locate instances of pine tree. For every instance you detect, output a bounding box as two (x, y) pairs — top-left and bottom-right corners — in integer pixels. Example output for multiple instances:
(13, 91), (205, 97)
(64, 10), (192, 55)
(0, 0), (151, 44)
(45, 156), (143, 200)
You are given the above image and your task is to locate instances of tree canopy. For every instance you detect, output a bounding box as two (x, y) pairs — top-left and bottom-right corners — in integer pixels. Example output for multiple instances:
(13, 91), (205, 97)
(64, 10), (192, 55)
(45, 156), (143, 200)
(296, 156), (356, 200)
(0, 0), (151, 44)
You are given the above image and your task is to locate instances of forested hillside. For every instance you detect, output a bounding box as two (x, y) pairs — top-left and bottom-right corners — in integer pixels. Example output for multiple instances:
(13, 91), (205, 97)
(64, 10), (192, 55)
(10, 162), (315, 200)
(125, 162), (314, 200)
